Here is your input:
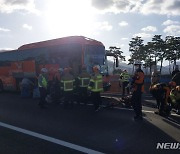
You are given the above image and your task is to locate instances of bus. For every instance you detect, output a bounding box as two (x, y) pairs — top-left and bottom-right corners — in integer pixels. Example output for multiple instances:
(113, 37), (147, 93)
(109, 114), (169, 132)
(0, 36), (108, 92)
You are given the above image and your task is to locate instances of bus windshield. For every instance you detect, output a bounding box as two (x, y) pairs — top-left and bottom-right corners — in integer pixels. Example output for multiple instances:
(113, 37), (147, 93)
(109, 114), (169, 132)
(84, 45), (105, 74)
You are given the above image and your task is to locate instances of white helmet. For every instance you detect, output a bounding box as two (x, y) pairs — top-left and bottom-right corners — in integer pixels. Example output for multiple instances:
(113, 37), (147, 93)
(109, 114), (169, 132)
(58, 68), (63, 72)
(41, 68), (48, 73)
(134, 60), (142, 65)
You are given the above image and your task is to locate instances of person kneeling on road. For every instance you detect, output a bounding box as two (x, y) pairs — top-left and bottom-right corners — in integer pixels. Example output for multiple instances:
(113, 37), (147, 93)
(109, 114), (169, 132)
(150, 81), (175, 116)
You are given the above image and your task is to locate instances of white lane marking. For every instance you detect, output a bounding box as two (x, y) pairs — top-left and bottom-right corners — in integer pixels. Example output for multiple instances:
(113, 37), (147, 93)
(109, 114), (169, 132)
(0, 122), (104, 154)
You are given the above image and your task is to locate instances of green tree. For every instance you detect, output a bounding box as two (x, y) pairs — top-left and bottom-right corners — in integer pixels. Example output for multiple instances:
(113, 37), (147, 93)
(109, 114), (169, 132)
(129, 36), (145, 72)
(108, 46), (125, 61)
(165, 36), (180, 71)
(143, 42), (155, 74)
(151, 35), (165, 73)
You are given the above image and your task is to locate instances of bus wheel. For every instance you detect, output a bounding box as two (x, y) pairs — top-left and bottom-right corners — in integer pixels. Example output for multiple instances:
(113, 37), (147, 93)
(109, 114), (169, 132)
(0, 80), (4, 93)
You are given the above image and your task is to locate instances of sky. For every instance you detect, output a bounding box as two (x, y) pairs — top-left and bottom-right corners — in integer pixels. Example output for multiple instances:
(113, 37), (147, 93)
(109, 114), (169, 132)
(0, 0), (180, 65)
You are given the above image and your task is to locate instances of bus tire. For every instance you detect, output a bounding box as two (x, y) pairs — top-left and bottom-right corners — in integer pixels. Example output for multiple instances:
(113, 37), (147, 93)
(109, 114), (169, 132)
(0, 80), (4, 93)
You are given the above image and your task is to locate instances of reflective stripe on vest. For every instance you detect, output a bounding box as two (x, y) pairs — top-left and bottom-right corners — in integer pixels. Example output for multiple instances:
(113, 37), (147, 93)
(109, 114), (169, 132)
(61, 80), (75, 91)
(38, 75), (48, 88)
(88, 75), (103, 92)
(79, 77), (90, 87)
(121, 73), (130, 82)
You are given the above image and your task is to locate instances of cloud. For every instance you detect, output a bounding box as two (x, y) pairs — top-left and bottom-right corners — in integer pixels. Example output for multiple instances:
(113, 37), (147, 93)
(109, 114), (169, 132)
(91, 0), (180, 16)
(120, 44), (125, 47)
(0, 27), (10, 32)
(163, 25), (180, 35)
(133, 32), (153, 38)
(91, 0), (113, 10)
(22, 24), (32, 30)
(94, 21), (113, 31)
(140, 0), (180, 16)
(141, 26), (157, 32)
(0, 0), (40, 14)
(121, 37), (128, 40)
(119, 21), (128, 27)
(162, 19), (180, 26)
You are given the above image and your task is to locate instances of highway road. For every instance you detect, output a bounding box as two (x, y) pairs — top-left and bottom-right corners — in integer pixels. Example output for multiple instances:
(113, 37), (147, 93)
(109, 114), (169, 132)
(0, 92), (179, 154)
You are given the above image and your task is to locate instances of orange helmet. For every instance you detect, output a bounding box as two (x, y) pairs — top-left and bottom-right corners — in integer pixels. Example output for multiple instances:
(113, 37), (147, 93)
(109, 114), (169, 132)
(169, 81), (176, 87)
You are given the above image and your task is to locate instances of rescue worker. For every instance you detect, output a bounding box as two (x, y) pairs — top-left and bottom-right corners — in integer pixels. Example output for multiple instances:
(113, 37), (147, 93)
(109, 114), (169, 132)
(61, 67), (75, 108)
(88, 66), (103, 111)
(131, 61), (144, 120)
(150, 81), (175, 116)
(169, 85), (180, 114)
(50, 68), (63, 104)
(20, 77), (34, 98)
(77, 66), (90, 105)
(120, 69), (130, 96)
(38, 68), (48, 109)
(53, 68), (63, 82)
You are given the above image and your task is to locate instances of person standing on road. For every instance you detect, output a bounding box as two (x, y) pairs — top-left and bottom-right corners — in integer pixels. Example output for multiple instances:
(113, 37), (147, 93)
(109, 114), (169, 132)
(20, 77), (34, 98)
(77, 65), (90, 105)
(88, 66), (103, 112)
(38, 68), (48, 109)
(131, 61), (144, 120)
(61, 67), (75, 108)
(120, 69), (130, 96)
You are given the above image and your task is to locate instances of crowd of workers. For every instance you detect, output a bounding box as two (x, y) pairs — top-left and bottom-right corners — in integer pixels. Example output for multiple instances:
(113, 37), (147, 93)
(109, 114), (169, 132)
(118, 62), (180, 118)
(36, 65), (103, 111)
(20, 62), (180, 120)
(149, 65), (180, 115)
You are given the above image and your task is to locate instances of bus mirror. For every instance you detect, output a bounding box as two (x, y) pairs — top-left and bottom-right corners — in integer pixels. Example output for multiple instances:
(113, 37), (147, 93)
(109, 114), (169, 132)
(116, 58), (119, 67)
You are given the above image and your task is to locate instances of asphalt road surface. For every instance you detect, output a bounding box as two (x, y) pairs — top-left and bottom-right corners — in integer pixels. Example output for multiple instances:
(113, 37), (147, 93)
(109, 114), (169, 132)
(0, 92), (179, 154)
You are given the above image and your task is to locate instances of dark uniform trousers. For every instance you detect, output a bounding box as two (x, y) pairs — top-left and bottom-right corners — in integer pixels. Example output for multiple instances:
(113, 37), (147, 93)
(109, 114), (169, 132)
(79, 87), (88, 104)
(39, 87), (47, 107)
(122, 81), (129, 95)
(132, 86), (142, 117)
(64, 91), (74, 108)
(91, 92), (102, 110)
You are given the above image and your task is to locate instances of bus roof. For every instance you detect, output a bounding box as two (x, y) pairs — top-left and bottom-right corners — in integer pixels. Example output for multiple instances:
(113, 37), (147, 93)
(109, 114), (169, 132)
(0, 49), (17, 54)
(18, 36), (104, 50)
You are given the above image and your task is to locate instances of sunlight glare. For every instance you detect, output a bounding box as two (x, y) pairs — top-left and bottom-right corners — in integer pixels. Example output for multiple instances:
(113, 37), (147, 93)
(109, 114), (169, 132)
(45, 0), (95, 37)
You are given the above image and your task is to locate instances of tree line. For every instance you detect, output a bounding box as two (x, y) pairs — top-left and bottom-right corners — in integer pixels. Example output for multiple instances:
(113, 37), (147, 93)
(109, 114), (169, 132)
(107, 35), (180, 74)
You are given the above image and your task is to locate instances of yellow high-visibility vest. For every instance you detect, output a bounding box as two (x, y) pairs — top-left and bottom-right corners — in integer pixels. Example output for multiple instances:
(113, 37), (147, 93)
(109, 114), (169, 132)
(88, 75), (103, 92)
(38, 75), (48, 88)
(78, 77), (90, 87)
(120, 72), (130, 82)
(61, 79), (75, 91)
